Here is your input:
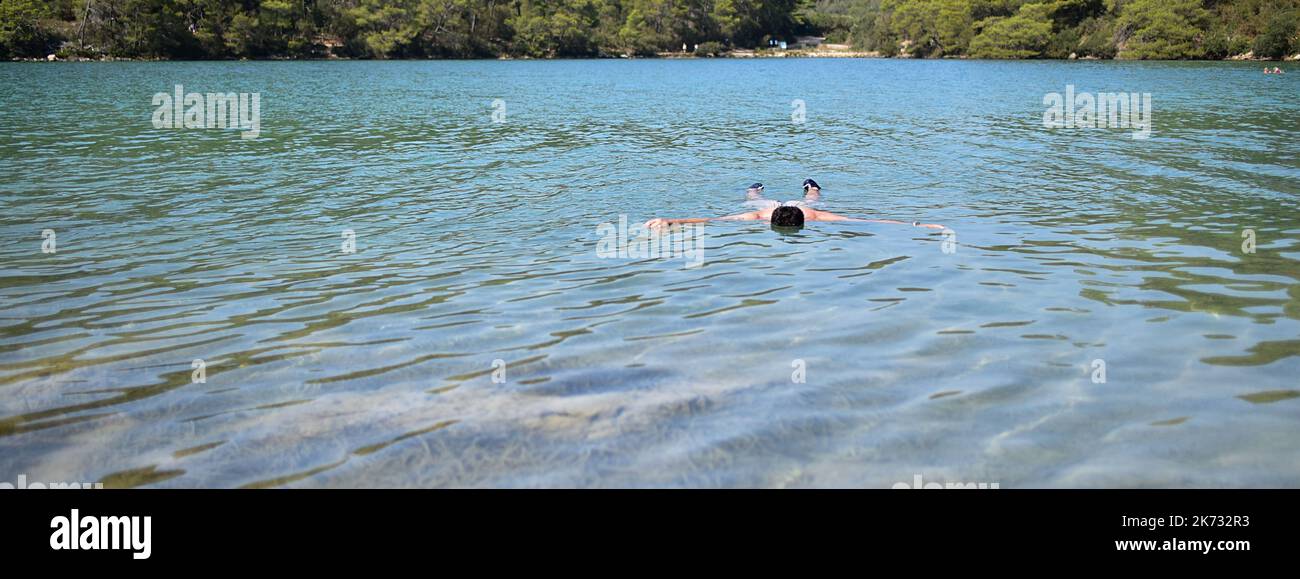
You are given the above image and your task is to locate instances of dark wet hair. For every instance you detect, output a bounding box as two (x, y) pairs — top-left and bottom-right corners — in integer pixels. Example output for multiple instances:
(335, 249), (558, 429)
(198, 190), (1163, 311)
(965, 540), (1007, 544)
(802, 179), (821, 190)
(770, 205), (805, 227)
(748, 182), (764, 190)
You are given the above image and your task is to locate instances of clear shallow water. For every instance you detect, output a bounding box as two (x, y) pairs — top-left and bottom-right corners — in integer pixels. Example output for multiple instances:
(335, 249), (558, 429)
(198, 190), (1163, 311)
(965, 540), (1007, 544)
(1, 59), (1297, 488)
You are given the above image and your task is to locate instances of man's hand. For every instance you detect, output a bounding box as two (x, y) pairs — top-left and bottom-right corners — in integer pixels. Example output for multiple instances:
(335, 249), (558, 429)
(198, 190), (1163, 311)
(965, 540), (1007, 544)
(644, 218), (673, 229)
(917, 223), (946, 230)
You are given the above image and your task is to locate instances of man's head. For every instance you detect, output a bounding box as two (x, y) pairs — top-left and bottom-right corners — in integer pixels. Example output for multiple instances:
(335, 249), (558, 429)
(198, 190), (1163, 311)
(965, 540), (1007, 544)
(746, 182), (764, 197)
(770, 205), (805, 228)
(802, 179), (821, 193)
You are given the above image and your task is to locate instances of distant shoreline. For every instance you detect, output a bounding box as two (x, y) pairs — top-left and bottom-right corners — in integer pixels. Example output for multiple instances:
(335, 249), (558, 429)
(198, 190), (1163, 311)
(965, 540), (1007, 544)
(15, 41), (1300, 64)
(15, 53), (1296, 63)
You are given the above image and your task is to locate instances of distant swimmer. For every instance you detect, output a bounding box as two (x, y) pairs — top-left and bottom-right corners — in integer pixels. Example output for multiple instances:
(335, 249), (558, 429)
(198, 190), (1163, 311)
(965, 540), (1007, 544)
(1275, 67), (1284, 74)
(745, 182), (765, 200)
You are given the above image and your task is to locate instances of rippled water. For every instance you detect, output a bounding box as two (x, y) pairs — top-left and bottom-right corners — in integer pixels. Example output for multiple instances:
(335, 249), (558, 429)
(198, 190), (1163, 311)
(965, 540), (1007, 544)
(1, 60), (1297, 488)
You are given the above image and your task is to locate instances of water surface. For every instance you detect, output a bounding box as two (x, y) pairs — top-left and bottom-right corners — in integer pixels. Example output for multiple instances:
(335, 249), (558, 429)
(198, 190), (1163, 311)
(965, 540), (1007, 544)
(1, 59), (1298, 487)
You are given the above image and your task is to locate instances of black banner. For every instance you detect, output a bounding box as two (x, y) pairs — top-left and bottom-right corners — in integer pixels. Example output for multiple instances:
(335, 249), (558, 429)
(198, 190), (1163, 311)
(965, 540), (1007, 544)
(0, 490), (1288, 568)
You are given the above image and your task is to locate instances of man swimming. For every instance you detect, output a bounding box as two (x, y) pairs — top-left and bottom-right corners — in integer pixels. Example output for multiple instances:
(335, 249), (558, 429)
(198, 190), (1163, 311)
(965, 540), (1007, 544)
(645, 204), (944, 229)
(648, 178), (942, 229)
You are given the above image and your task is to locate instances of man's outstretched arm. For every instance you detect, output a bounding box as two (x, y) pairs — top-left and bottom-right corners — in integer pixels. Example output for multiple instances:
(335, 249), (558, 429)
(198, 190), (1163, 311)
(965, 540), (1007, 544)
(644, 211), (761, 228)
(811, 210), (945, 229)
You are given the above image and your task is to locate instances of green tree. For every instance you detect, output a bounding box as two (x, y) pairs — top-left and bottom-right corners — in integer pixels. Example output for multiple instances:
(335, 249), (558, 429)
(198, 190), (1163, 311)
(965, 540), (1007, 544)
(344, 0), (420, 57)
(712, 0), (804, 47)
(1252, 8), (1297, 59)
(1116, 0), (1209, 59)
(881, 0), (976, 57)
(618, 0), (676, 55)
(508, 0), (599, 57)
(969, 2), (1052, 58)
(0, 0), (1295, 61)
(1073, 14), (1119, 57)
(0, 0), (49, 57)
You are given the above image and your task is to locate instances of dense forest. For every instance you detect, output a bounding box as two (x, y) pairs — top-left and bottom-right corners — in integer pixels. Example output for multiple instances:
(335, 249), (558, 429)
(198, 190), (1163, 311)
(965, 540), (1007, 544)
(1, 0), (1296, 60)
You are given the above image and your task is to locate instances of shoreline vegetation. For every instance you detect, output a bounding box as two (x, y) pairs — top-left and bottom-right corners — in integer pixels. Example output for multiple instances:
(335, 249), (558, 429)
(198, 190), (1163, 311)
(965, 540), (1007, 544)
(2, 1), (1298, 63)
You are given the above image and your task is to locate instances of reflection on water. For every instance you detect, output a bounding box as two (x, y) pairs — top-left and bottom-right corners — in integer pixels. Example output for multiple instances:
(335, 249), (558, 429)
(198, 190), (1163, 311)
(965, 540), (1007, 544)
(0, 60), (1297, 487)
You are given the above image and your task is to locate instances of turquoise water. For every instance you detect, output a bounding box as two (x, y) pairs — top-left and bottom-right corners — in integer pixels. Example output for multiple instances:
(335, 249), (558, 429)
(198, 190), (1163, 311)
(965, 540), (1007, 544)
(1, 59), (1297, 488)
